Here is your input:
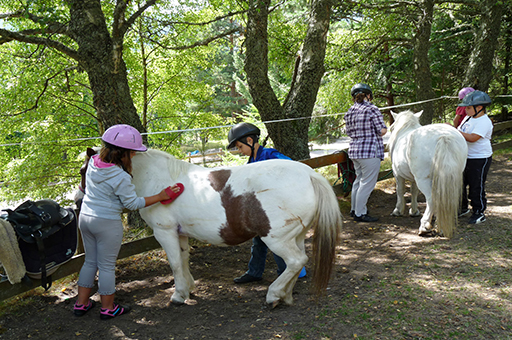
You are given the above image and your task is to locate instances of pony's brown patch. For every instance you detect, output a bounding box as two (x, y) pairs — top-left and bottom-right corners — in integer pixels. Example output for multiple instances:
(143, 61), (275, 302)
(208, 170), (271, 246)
(208, 169), (231, 192)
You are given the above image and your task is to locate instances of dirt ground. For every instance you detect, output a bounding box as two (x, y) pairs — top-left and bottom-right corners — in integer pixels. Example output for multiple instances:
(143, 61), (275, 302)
(0, 152), (511, 340)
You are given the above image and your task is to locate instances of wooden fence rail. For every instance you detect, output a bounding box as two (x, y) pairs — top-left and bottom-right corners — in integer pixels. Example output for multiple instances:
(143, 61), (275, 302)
(0, 235), (161, 301)
(2, 121), (511, 301)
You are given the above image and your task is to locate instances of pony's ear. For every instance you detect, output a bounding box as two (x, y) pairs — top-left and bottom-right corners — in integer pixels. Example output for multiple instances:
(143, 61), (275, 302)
(391, 111), (398, 120)
(414, 110), (424, 118)
(87, 147), (98, 157)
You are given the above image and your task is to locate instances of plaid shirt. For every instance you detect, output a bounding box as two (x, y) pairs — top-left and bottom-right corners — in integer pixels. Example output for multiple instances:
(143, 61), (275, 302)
(344, 101), (387, 160)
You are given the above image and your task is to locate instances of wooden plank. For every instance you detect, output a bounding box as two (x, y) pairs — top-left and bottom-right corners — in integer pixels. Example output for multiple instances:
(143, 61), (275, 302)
(0, 254), (85, 301)
(299, 152), (347, 169)
(117, 235), (161, 259)
(332, 183), (348, 196)
(0, 236), (161, 302)
(378, 169), (394, 181)
(332, 169), (394, 196)
(492, 120), (512, 134)
(492, 139), (512, 151)
(188, 149), (240, 159)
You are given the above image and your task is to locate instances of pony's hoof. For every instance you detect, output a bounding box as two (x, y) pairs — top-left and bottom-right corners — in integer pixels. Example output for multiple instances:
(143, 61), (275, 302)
(271, 300), (280, 309)
(391, 209), (402, 216)
(418, 226), (433, 236)
(409, 210), (421, 217)
(170, 296), (186, 305)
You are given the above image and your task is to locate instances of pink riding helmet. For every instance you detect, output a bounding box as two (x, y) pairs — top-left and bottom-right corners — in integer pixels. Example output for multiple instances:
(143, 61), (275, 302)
(458, 87), (475, 100)
(101, 124), (147, 152)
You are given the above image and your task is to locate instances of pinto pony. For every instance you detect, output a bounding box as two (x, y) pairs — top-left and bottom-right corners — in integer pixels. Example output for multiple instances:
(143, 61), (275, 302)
(388, 110), (467, 238)
(79, 148), (342, 307)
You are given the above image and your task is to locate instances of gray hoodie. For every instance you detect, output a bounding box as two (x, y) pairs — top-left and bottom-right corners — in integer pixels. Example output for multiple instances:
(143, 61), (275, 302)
(80, 156), (146, 220)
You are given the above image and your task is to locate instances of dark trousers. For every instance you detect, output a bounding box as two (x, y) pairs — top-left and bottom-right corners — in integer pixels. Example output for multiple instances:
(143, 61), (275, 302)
(246, 236), (286, 277)
(462, 156), (492, 214)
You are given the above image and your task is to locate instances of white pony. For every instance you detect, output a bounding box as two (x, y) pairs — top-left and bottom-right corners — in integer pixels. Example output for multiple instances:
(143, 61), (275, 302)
(128, 149), (342, 307)
(388, 110), (467, 238)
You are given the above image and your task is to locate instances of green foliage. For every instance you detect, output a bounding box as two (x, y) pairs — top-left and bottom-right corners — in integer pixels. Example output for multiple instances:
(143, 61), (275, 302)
(0, 0), (511, 206)
(311, 0), (511, 140)
(0, 38), (97, 204)
(0, 0), (247, 204)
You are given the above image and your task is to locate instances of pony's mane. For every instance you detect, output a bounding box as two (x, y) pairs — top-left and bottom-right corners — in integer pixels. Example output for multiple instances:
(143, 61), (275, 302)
(78, 146), (101, 159)
(388, 110), (421, 153)
(143, 148), (194, 180)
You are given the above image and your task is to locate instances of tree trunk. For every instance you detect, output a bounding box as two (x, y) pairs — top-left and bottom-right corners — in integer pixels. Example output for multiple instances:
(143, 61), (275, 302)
(382, 42), (395, 124)
(463, 0), (503, 92)
(68, 0), (144, 134)
(412, 0), (436, 125)
(244, 0), (331, 160)
(501, 20), (511, 121)
(68, 0), (148, 228)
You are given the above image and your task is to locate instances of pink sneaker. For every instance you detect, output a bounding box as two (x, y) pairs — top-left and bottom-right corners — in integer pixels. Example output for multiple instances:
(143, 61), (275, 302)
(73, 300), (95, 317)
(100, 304), (131, 320)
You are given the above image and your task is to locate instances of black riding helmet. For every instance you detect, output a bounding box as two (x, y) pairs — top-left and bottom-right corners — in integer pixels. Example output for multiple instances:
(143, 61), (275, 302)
(227, 122), (261, 149)
(458, 90), (491, 117)
(457, 90), (492, 107)
(350, 83), (373, 100)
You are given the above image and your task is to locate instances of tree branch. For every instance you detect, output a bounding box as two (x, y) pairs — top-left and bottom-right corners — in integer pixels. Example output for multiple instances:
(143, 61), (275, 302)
(49, 94), (97, 120)
(148, 27), (242, 50)
(112, 0), (129, 40)
(0, 9), (71, 37)
(431, 28), (473, 44)
(0, 28), (79, 60)
(1, 71), (60, 117)
(158, 9), (247, 27)
(0, 10), (23, 20)
(123, 0), (158, 34)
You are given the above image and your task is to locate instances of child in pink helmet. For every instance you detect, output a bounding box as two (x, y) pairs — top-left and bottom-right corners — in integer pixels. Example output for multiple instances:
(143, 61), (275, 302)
(453, 87), (475, 127)
(74, 124), (183, 320)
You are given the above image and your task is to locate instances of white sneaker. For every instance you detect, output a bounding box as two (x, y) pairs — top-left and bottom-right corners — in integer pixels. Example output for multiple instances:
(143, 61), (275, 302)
(469, 213), (486, 224)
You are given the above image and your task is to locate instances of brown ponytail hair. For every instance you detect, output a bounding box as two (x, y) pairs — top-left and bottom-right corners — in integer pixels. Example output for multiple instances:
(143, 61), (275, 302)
(99, 142), (133, 175)
(354, 92), (367, 104)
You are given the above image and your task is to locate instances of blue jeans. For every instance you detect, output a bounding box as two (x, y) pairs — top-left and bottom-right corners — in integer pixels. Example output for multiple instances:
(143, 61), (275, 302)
(246, 237), (286, 278)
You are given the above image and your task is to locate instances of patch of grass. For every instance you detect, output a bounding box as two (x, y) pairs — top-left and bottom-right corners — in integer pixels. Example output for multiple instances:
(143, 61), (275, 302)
(292, 331), (306, 339)
(493, 145), (512, 159)
(180, 140), (226, 154)
(0, 293), (38, 318)
(316, 218), (512, 338)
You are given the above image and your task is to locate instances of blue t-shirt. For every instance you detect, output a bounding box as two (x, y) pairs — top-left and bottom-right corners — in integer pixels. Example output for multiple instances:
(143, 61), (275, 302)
(248, 146), (291, 164)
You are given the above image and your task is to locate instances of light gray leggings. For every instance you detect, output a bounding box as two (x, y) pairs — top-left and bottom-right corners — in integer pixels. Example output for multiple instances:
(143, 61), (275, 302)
(77, 214), (123, 295)
(351, 157), (381, 217)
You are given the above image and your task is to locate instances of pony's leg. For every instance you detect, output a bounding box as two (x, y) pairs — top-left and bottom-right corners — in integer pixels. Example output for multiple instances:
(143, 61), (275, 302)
(391, 176), (407, 216)
(264, 234), (308, 306)
(279, 237), (308, 304)
(179, 234), (195, 293)
(153, 227), (190, 304)
(415, 179), (434, 235)
(409, 181), (421, 216)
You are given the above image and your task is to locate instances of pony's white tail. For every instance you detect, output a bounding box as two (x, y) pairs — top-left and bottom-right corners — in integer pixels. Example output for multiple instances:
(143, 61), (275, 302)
(309, 171), (343, 295)
(431, 135), (466, 238)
